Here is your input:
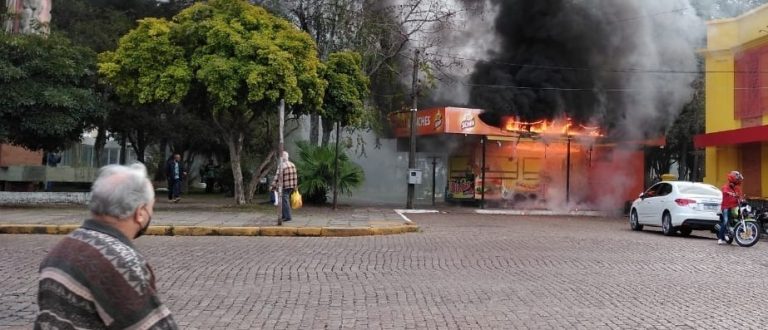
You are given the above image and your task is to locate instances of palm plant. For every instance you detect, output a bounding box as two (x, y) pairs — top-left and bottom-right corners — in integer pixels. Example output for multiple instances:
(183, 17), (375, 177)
(295, 141), (364, 204)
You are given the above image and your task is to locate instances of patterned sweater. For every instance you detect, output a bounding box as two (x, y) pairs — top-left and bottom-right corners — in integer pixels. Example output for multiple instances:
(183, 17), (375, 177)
(272, 161), (298, 189)
(35, 220), (177, 330)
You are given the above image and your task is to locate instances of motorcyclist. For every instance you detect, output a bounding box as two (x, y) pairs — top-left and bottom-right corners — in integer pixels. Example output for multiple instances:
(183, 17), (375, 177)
(719, 170), (744, 245)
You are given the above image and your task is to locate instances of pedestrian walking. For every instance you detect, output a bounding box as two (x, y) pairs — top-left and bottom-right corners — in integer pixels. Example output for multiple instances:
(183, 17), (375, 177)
(34, 163), (178, 329)
(165, 154), (186, 202)
(271, 151), (298, 222)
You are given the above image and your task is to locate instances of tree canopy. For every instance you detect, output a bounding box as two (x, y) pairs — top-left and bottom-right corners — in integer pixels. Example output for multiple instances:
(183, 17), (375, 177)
(99, 0), (326, 204)
(0, 33), (101, 151)
(321, 51), (370, 129)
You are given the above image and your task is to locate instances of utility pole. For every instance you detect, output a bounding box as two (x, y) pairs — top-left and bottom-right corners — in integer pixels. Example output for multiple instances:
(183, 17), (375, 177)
(332, 121), (340, 210)
(407, 49), (419, 209)
(566, 136), (571, 205)
(276, 100), (284, 226)
(431, 156), (438, 206)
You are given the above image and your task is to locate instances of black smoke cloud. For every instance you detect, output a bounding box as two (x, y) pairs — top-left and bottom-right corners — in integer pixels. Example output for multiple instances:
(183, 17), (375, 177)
(468, 0), (703, 138)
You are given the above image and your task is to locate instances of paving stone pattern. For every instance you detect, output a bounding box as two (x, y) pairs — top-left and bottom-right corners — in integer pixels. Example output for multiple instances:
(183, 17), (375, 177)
(0, 192), (89, 206)
(2, 213), (768, 329)
(0, 206), (407, 229)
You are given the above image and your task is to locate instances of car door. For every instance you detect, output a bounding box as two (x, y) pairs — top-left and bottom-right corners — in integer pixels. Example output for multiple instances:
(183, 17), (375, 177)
(649, 183), (674, 225)
(636, 183), (662, 223)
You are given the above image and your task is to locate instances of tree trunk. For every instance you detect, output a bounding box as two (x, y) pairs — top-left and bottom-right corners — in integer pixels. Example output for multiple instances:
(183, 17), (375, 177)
(128, 130), (146, 163)
(321, 120), (333, 147)
(93, 124), (107, 167)
(693, 150), (703, 182)
(245, 151), (276, 202)
(136, 144), (146, 164)
(119, 134), (127, 165)
(310, 114), (320, 145)
(678, 144), (689, 181)
(226, 132), (246, 205)
(154, 139), (168, 182)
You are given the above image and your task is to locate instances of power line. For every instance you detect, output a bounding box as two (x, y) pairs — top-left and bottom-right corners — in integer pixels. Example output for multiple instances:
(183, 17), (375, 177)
(396, 49), (768, 92)
(426, 52), (701, 74)
(425, 52), (768, 75)
(606, 6), (694, 25)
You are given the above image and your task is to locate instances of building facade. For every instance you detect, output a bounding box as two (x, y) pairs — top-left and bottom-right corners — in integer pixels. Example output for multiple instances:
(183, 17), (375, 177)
(695, 4), (768, 198)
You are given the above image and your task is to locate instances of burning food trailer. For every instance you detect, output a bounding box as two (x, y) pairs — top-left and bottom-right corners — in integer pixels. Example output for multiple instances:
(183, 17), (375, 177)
(389, 107), (653, 211)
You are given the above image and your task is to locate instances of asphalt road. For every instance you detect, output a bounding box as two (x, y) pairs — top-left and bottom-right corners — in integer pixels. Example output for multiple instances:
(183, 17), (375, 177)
(2, 213), (768, 329)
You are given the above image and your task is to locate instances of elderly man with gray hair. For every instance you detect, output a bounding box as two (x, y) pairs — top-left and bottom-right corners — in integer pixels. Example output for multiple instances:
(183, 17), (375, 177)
(35, 163), (177, 329)
(271, 151), (298, 222)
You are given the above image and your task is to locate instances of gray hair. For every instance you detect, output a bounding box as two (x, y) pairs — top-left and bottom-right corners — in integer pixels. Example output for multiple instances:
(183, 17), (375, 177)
(88, 163), (155, 219)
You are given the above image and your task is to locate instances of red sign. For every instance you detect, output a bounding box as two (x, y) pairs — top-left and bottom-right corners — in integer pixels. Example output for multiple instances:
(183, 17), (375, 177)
(389, 107), (510, 138)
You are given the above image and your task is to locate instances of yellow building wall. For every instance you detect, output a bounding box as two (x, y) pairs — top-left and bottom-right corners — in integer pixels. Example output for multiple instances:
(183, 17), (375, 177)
(703, 51), (738, 185)
(703, 4), (768, 197)
(763, 144), (768, 197)
(704, 54), (737, 135)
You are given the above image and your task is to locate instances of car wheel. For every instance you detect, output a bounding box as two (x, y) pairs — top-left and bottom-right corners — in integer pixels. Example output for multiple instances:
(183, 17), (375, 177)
(679, 228), (692, 237)
(662, 212), (675, 236)
(630, 210), (643, 231)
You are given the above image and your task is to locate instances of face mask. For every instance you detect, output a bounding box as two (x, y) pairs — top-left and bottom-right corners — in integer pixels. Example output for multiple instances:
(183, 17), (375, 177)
(134, 213), (152, 239)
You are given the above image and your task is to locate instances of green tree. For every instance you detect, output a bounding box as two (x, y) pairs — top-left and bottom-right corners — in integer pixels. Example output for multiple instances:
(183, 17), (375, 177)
(0, 33), (101, 151)
(321, 51), (370, 145)
(294, 140), (364, 204)
(321, 51), (370, 207)
(99, 0), (326, 204)
(667, 66), (705, 182)
(51, 0), (189, 166)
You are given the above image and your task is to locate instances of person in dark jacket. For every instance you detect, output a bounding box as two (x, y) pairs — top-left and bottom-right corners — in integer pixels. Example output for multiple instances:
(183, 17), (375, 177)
(165, 154), (186, 202)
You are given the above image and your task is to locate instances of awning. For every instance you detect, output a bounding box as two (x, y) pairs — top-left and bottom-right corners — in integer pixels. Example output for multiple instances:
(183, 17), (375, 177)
(694, 125), (768, 148)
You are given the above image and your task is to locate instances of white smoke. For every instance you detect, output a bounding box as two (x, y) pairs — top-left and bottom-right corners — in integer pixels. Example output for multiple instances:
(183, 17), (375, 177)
(425, 0), (500, 105)
(607, 0), (705, 140)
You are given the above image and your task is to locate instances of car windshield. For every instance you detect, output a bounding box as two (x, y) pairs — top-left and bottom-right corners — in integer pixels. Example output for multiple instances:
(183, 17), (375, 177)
(677, 183), (720, 197)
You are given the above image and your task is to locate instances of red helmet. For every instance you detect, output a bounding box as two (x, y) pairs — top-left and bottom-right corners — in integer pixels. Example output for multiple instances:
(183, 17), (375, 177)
(727, 170), (743, 184)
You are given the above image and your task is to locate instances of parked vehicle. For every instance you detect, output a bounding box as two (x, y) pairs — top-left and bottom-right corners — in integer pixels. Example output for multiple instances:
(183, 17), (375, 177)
(749, 202), (768, 236)
(629, 181), (721, 236)
(760, 210), (768, 236)
(714, 201), (761, 247)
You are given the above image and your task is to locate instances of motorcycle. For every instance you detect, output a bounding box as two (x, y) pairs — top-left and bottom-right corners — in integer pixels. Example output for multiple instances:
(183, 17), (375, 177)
(756, 207), (768, 236)
(714, 201), (761, 247)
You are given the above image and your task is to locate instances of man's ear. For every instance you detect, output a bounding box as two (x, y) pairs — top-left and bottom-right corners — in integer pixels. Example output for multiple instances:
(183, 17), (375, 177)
(133, 205), (147, 224)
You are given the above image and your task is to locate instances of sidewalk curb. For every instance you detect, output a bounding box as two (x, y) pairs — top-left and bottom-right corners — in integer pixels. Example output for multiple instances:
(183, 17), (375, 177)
(0, 223), (419, 237)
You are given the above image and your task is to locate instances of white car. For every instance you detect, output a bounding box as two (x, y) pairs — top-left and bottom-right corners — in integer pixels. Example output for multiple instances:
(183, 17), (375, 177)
(629, 181), (722, 236)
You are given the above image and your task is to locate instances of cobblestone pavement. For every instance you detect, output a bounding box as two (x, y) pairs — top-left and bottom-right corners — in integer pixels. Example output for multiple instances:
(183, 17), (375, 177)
(0, 204), (407, 229)
(3, 213), (768, 329)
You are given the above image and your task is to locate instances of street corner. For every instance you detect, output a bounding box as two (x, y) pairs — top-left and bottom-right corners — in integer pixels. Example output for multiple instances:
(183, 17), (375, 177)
(0, 224), (79, 235)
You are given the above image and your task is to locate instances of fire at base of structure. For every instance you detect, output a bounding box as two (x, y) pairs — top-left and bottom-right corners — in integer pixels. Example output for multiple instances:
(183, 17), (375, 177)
(389, 107), (653, 211)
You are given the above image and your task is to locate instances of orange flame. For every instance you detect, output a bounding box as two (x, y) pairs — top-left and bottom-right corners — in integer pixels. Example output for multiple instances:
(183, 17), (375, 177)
(503, 117), (602, 137)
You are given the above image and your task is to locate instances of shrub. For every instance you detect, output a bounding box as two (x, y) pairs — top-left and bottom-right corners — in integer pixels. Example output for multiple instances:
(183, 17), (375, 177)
(295, 141), (364, 204)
